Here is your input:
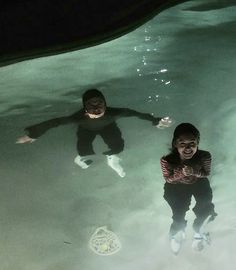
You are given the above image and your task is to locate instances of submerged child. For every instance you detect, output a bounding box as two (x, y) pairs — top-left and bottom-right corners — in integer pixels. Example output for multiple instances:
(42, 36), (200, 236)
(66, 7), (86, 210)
(17, 89), (171, 177)
(160, 123), (217, 254)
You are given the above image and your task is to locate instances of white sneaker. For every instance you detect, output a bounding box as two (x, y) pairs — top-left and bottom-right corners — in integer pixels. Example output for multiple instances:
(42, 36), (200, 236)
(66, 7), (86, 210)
(170, 231), (185, 255)
(192, 232), (210, 251)
(106, 155), (126, 178)
(74, 155), (91, 169)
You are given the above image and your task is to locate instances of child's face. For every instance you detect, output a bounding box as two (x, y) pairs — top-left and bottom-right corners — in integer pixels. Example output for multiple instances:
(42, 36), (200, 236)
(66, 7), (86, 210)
(85, 97), (106, 118)
(175, 134), (198, 160)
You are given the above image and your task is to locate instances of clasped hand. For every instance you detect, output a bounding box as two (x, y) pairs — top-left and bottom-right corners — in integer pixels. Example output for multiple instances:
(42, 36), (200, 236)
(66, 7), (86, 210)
(182, 165), (194, 176)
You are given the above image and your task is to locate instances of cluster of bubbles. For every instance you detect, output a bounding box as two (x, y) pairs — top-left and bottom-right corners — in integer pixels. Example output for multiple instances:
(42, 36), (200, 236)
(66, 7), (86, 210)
(134, 24), (171, 103)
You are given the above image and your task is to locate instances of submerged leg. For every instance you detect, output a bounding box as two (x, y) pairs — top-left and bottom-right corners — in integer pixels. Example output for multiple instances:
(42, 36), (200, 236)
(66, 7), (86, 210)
(192, 178), (217, 233)
(75, 129), (96, 168)
(191, 179), (217, 251)
(99, 123), (125, 177)
(99, 123), (124, 156)
(164, 183), (191, 254)
(164, 183), (191, 235)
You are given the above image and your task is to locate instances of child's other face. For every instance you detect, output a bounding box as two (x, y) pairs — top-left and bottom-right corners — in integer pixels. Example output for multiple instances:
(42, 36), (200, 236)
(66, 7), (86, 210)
(175, 134), (198, 160)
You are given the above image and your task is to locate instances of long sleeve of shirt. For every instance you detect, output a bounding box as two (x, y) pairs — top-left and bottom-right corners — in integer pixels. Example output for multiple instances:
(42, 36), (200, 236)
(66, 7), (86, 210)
(160, 150), (211, 184)
(24, 107), (162, 138)
(25, 110), (83, 138)
(113, 108), (162, 124)
(194, 153), (211, 178)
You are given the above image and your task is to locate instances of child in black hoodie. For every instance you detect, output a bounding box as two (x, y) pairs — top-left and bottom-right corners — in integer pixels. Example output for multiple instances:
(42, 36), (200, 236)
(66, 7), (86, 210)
(17, 89), (171, 177)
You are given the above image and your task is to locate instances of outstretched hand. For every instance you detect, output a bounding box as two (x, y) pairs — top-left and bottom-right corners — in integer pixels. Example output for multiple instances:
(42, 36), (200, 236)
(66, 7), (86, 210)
(16, 135), (36, 144)
(152, 117), (162, 126)
(156, 117), (173, 129)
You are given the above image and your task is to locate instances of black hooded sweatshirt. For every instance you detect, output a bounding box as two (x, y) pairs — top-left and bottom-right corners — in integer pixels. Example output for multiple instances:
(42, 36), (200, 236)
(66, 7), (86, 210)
(25, 107), (161, 138)
(25, 89), (161, 138)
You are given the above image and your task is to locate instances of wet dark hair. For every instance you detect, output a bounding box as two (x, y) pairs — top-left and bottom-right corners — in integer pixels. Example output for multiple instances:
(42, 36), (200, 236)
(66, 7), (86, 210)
(82, 89), (106, 114)
(82, 89), (106, 107)
(165, 123), (200, 165)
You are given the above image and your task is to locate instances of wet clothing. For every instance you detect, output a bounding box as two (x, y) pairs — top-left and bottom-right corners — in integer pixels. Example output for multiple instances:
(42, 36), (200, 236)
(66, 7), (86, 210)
(164, 179), (216, 234)
(76, 122), (124, 156)
(160, 150), (211, 185)
(160, 150), (216, 234)
(25, 107), (160, 156)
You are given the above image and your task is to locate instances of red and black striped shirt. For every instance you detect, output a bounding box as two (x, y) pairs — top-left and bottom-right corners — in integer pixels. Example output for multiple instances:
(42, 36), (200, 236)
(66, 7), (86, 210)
(160, 150), (211, 184)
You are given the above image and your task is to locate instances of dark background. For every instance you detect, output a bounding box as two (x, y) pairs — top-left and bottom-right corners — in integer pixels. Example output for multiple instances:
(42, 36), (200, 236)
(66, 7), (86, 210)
(0, 0), (186, 66)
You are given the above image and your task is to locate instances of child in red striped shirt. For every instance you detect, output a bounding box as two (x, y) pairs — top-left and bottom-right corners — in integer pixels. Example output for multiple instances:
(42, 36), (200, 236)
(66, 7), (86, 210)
(160, 123), (217, 253)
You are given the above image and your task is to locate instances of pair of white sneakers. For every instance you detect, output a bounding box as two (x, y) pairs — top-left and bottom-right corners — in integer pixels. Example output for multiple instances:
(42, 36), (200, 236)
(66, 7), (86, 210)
(170, 230), (211, 255)
(74, 154), (126, 178)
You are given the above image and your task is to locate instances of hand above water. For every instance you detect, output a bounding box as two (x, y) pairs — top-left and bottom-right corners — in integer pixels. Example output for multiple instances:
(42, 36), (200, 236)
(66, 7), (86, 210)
(156, 116), (174, 129)
(16, 135), (36, 144)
